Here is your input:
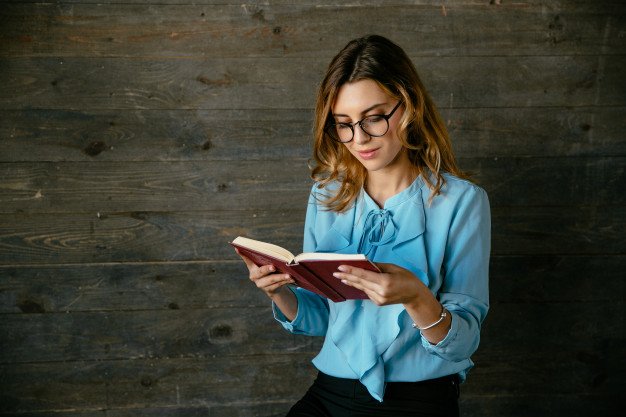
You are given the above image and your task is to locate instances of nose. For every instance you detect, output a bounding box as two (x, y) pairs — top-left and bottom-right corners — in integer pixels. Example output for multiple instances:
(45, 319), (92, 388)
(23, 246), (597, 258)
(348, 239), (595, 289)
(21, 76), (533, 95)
(352, 124), (371, 145)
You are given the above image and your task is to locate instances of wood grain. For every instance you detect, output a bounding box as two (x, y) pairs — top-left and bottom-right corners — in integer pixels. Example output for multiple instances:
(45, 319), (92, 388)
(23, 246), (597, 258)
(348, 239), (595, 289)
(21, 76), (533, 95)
(1, 3), (623, 58)
(0, 206), (624, 265)
(1, 55), (621, 110)
(1, 107), (624, 163)
(1, 255), (621, 314)
(0, 0), (624, 415)
(0, 307), (322, 363)
(0, 355), (317, 413)
(0, 157), (623, 213)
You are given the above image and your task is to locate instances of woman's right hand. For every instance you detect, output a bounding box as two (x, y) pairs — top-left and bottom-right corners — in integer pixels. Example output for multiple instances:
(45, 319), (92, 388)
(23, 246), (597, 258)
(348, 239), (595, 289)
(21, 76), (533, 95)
(236, 250), (295, 299)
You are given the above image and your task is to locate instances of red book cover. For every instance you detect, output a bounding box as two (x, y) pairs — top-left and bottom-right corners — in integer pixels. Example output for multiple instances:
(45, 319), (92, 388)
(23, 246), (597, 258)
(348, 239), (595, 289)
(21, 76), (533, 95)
(230, 237), (379, 302)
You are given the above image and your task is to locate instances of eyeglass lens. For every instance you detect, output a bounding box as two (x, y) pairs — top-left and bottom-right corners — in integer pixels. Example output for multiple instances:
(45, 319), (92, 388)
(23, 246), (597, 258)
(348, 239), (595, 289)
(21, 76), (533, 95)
(334, 116), (389, 142)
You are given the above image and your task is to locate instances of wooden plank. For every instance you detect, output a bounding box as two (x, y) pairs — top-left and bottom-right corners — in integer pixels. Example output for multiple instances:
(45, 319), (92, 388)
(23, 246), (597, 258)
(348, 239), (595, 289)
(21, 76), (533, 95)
(0, 157), (623, 213)
(479, 302), (623, 352)
(0, 206), (624, 265)
(472, 156), (626, 206)
(0, 261), (271, 314)
(449, 106), (626, 158)
(3, 0), (623, 7)
(106, 403), (293, 417)
(0, 355), (316, 413)
(1, 106), (624, 163)
(1, 3), (623, 58)
(1, 55), (621, 110)
(2, 255), (621, 314)
(0, 108), (314, 162)
(489, 255), (624, 304)
(491, 205), (626, 256)
(0, 160), (313, 214)
(0, 307), (322, 363)
(0, 210), (305, 265)
(0, 302), (620, 390)
(460, 393), (622, 417)
(599, 53), (626, 105)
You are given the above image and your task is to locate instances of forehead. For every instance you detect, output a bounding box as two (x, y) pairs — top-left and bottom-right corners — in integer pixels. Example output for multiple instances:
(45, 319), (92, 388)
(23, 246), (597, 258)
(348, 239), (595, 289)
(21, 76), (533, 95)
(332, 79), (390, 114)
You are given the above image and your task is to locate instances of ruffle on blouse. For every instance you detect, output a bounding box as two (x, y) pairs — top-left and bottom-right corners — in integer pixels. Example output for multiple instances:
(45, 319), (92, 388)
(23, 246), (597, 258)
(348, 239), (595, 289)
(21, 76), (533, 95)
(313, 182), (428, 401)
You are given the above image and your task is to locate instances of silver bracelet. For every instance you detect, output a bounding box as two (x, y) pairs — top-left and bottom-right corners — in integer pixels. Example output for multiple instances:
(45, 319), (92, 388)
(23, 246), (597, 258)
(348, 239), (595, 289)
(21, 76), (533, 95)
(412, 306), (448, 331)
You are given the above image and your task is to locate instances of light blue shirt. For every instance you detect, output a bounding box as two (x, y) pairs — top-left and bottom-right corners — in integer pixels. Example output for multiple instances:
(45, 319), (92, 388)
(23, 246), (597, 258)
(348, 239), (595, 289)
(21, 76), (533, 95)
(273, 174), (490, 401)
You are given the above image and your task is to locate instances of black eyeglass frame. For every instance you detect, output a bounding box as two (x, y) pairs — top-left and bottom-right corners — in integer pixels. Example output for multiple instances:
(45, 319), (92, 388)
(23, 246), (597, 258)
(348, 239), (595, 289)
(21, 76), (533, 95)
(325, 101), (403, 143)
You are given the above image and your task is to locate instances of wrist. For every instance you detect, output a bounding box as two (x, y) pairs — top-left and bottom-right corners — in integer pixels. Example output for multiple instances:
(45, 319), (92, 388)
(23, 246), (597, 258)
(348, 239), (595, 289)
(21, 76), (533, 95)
(412, 305), (447, 331)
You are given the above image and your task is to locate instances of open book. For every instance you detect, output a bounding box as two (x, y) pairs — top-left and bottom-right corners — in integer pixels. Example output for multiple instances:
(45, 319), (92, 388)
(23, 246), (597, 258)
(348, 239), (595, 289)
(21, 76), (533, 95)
(230, 236), (379, 302)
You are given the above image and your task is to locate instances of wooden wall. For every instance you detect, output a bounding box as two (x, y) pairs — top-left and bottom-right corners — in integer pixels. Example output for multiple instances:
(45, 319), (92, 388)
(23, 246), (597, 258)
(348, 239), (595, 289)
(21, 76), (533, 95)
(0, 1), (624, 415)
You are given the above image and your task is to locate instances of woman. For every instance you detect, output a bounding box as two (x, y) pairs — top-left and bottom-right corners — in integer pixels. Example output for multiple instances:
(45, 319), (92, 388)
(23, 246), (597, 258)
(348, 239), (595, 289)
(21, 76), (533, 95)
(237, 35), (490, 417)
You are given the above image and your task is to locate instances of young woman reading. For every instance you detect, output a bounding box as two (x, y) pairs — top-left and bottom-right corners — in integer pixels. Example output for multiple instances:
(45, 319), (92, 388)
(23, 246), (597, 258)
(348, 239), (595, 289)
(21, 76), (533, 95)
(236, 35), (490, 417)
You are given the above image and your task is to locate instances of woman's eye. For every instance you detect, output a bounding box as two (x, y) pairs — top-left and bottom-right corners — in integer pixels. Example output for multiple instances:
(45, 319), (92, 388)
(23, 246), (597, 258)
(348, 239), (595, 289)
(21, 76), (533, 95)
(336, 124), (351, 130)
(364, 116), (383, 124)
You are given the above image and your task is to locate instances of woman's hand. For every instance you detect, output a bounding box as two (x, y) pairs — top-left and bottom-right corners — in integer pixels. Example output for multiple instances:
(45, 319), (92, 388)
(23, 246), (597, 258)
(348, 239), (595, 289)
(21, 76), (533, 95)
(333, 262), (423, 306)
(334, 262), (451, 343)
(236, 250), (295, 298)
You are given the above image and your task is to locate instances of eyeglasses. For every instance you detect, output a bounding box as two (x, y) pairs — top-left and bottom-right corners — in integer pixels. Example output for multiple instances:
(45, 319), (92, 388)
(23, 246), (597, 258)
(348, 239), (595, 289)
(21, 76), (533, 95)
(325, 101), (402, 143)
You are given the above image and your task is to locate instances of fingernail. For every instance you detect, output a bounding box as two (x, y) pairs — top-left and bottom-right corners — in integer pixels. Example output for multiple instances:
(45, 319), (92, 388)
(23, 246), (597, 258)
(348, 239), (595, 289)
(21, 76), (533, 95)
(337, 265), (348, 272)
(333, 272), (342, 278)
(341, 280), (349, 285)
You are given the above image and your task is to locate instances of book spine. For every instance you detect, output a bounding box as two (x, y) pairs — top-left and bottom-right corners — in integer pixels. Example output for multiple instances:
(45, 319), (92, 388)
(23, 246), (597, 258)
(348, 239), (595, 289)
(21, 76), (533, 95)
(231, 243), (339, 301)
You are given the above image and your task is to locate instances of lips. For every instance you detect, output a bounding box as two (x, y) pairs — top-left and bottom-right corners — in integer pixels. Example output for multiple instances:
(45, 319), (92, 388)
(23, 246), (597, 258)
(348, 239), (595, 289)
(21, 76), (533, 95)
(357, 148), (380, 160)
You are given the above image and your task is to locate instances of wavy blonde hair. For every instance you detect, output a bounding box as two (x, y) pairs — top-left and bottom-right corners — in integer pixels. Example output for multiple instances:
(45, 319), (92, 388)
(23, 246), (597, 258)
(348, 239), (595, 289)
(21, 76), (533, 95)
(311, 35), (468, 212)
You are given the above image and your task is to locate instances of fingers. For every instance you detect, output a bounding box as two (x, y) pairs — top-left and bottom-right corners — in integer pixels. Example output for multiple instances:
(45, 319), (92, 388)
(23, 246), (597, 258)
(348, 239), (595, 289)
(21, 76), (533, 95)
(236, 251), (260, 271)
(333, 265), (381, 292)
(235, 251), (279, 280)
(235, 250), (294, 296)
(253, 273), (295, 295)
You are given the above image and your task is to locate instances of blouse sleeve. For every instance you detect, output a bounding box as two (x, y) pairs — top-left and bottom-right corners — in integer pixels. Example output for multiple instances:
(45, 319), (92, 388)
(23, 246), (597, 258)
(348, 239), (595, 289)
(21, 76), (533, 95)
(272, 185), (330, 336)
(421, 185), (491, 361)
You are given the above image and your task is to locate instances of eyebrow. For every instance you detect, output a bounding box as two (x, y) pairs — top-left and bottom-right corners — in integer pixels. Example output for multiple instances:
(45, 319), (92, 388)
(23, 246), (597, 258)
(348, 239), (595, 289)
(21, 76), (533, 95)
(332, 102), (388, 118)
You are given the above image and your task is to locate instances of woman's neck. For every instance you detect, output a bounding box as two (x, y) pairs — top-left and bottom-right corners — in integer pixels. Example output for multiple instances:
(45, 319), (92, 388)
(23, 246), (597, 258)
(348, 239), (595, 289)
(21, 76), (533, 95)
(365, 164), (419, 208)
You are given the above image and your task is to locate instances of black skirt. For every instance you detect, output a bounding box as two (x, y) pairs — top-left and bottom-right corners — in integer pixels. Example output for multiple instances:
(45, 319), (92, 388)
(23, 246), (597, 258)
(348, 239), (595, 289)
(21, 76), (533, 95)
(286, 371), (460, 417)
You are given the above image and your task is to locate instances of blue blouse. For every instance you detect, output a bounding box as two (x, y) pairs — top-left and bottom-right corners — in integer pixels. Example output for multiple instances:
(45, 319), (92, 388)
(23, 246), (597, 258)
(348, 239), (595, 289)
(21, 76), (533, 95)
(273, 174), (491, 401)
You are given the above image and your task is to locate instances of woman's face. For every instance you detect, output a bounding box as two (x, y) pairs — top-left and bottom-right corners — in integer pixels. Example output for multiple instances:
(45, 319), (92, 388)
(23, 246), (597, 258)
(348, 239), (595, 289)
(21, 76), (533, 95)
(331, 79), (407, 174)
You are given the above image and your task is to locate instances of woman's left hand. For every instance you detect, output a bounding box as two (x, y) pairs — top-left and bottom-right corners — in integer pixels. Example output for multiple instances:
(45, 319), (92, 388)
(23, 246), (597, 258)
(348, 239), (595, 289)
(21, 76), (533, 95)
(333, 263), (425, 306)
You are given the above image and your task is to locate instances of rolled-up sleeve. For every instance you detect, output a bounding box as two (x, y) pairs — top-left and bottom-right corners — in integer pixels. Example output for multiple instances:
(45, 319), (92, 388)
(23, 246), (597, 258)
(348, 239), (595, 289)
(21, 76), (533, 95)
(273, 287), (329, 335)
(422, 186), (490, 361)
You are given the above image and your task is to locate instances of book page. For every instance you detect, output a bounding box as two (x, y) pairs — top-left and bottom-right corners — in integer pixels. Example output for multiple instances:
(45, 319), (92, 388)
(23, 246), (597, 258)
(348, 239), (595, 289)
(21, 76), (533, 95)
(231, 236), (294, 262)
(294, 252), (368, 262)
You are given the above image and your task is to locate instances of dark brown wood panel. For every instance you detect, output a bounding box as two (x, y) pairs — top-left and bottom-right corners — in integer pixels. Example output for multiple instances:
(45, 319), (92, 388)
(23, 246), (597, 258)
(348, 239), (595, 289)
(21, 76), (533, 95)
(0, 355), (317, 413)
(489, 255), (624, 304)
(0, 303), (620, 398)
(1, 107), (625, 163)
(460, 393), (621, 417)
(0, 160), (312, 213)
(1, 255), (621, 314)
(0, 206), (624, 265)
(0, 307), (322, 363)
(0, 210), (305, 265)
(1, 3), (622, 58)
(491, 205), (626, 255)
(1, 55), (620, 110)
(0, 1), (623, 416)
(0, 157), (623, 213)
(0, 261), (270, 314)
(0, 108), (314, 162)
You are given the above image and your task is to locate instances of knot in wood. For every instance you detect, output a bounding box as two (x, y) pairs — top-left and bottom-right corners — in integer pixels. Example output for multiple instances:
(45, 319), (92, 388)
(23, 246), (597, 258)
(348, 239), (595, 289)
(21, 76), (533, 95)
(209, 324), (233, 339)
